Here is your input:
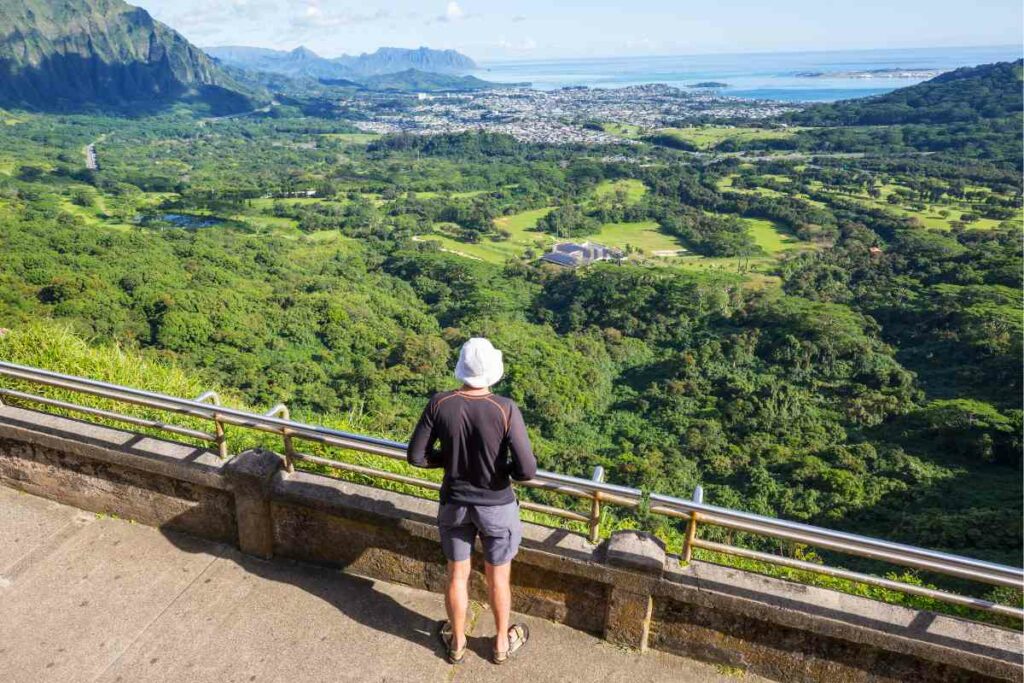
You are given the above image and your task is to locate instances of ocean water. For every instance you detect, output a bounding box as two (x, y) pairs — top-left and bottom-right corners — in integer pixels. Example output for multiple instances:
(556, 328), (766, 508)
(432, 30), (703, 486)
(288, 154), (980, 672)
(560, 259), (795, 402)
(474, 45), (1022, 102)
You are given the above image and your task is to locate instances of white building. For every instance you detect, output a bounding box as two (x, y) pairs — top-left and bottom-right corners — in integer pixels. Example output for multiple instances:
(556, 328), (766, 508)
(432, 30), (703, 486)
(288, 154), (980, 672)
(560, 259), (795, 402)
(541, 241), (624, 268)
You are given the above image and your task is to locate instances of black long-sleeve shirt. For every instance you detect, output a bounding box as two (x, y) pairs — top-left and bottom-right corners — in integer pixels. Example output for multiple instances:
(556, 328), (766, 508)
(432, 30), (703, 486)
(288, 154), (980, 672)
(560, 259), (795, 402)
(407, 390), (537, 505)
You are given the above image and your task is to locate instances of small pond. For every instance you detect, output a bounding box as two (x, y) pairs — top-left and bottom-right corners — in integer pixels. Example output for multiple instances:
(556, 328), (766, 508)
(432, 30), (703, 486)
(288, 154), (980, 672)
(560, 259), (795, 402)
(153, 213), (224, 229)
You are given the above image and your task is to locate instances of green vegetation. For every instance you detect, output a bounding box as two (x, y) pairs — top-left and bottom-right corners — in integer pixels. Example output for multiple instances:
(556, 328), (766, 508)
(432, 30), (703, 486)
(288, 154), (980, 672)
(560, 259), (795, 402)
(0, 0), (258, 113)
(591, 221), (683, 254)
(599, 122), (644, 137)
(4, 319), (1016, 627)
(0, 58), (1020, 620)
(648, 125), (799, 151)
(594, 178), (647, 203)
(789, 60), (1023, 126)
(741, 216), (808, 253)
(359, 69), (509, 92)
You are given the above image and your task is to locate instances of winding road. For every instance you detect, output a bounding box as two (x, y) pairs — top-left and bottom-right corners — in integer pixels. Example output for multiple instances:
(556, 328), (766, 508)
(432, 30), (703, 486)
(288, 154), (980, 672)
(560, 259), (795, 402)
(83, 142), (98, 170)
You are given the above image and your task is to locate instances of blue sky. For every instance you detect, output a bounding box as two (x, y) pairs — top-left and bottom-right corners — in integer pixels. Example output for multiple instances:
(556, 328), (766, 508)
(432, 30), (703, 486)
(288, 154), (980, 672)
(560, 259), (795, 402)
(137, 0), (1024, 61)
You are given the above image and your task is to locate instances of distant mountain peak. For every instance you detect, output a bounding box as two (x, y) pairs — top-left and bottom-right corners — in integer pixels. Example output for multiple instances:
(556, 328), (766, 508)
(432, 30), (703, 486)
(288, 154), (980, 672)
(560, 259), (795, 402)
(206, 44), (478, 81)
(290, 46), (321, 59)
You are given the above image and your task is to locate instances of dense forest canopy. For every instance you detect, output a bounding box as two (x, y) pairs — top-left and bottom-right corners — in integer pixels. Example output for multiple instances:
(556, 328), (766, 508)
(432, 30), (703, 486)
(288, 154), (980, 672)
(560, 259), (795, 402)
(0, 57), (1020, 609)
(787, 60), (1024, 126)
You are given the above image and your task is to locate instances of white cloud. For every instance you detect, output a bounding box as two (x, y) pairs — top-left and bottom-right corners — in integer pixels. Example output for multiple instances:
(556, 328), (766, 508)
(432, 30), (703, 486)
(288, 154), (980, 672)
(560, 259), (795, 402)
(445, 1), (465, 21)
(290, 1), (390, 31)
(149, 0), (276, 35)
(434, 1), (472, 23)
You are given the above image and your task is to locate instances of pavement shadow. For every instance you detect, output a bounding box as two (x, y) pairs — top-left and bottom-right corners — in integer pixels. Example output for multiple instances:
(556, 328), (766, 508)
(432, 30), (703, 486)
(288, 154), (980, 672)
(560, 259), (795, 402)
(157, 508), (451, 662)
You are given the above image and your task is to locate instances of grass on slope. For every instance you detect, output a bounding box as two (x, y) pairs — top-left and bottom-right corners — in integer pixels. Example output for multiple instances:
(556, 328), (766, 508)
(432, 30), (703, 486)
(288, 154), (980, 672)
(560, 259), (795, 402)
(423, 209), (687, 265)
(741, 216), (817, 254)
(593, 179), (647, 203)
(318, 133), (381, 147)
(0, 321), (583, 531)
(421, 208), (556, 263)
(599, 122), (644, 137)
(656, 125), (799, 150)
(809, 181), (1020, 231)
(592, 221), (683, 254)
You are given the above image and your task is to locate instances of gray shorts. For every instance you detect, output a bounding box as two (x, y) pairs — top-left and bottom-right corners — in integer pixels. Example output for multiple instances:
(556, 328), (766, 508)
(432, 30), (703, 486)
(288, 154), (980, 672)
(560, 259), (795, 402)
(437, 500), (522, 566)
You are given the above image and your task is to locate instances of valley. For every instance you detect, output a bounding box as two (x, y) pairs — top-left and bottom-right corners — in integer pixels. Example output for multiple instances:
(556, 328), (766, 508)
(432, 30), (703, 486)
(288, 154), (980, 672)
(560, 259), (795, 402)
(0, 0), (1020, 617)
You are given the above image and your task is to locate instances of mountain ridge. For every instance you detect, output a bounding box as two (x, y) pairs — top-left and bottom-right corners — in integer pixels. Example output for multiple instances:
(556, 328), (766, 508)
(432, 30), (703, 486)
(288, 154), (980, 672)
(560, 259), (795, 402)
(0, 0), (259, 113)
(205, 45), (478, 81)
(788, 59), (1024, 126)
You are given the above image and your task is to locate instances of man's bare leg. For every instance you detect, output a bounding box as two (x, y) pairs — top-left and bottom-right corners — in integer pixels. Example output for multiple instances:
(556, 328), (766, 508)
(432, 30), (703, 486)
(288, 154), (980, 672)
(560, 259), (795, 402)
(445, 559), (471, 651)
(485, 561), (512, 652)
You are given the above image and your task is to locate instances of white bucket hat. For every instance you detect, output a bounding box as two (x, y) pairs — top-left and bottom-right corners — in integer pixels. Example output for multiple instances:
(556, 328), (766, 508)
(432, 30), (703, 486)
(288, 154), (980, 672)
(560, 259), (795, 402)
(454, 337), (504, 389)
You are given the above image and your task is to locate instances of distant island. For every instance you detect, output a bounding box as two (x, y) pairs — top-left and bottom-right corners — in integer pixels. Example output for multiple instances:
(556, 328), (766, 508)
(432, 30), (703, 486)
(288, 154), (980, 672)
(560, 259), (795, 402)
(795, 68), (944, 79)
(687, 81), (729, 88)
(347, 69), (523, 93)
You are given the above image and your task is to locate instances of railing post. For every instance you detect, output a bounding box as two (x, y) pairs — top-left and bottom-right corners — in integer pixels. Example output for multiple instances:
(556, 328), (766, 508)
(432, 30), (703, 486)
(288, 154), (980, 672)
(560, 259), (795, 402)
(214, 418), (228, 459)
(223, 448), (283, 559)
(588, 465), (604, 544)
(195, 391), (228, 459)
(602, 530), (666, 653)
(265, 404), (295, 473)
(683, 485), (703, 564)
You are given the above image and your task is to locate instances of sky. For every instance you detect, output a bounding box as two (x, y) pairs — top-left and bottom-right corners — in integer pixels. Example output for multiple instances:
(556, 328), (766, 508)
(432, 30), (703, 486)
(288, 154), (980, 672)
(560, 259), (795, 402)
(137, 0), (1024, 62)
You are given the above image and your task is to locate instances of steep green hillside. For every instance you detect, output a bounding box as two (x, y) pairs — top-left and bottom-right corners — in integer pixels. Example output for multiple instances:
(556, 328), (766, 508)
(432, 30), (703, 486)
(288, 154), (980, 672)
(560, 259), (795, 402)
(0, 0), (256, 112)
(790, 60), (1024, 126)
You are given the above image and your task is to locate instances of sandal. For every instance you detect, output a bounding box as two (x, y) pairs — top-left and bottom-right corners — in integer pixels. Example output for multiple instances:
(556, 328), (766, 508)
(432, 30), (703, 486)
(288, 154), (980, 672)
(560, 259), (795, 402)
(436, 619), (466, 664)
(492, 623), (529, 665)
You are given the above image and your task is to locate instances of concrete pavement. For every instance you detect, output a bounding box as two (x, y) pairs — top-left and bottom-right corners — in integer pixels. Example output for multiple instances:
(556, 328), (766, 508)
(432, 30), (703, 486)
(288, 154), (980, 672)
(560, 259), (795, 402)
(0, 485), (761, 682)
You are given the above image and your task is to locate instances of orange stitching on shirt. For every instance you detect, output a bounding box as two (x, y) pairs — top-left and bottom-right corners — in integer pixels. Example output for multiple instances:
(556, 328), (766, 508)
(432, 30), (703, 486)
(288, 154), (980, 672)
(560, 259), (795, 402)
(431, 391), (460, 417)
(482, 395), (511, 436)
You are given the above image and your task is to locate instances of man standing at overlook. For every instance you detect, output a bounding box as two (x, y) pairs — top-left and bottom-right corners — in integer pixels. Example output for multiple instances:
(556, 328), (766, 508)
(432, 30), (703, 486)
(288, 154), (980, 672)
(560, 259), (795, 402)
(407, 337), (536, 665)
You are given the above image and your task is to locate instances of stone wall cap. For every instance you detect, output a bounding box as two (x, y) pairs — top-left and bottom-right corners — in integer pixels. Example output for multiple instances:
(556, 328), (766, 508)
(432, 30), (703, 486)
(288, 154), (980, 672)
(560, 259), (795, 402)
(0, 404), (228, 490)
(224, 448), (282, 482)
(604, 530), (666, 574)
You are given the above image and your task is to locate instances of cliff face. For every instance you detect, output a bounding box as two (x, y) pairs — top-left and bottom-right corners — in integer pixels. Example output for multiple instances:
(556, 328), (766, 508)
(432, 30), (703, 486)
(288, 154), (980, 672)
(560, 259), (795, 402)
(0, 0), (255, 112)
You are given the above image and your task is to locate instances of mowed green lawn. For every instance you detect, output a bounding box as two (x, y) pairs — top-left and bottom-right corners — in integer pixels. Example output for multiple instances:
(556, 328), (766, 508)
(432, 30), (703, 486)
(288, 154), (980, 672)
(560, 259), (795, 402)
(741, 217), (814, 254)
(421, 207), (688, 264)
(656, 125), (799, 150)
(247, 197), (343, 210)
(599, 122), (645, 138)
(807, 181), (1020, 231)
(318, 132), (381, 147)
(422, 205), (810, 291)
(592, 221), (684, 254)
(413, 190), (488, 199)
(593, 179), (647, 203)
(420, 208), (555, 263)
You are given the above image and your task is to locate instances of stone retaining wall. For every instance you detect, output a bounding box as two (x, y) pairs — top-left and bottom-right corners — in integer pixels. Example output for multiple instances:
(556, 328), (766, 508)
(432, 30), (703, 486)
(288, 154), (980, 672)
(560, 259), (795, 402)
(1, 404), (1020, 683)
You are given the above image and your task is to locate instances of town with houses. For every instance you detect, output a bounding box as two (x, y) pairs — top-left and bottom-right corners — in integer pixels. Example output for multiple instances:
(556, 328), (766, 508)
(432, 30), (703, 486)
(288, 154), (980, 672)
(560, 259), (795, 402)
(349, 84), (799, 144)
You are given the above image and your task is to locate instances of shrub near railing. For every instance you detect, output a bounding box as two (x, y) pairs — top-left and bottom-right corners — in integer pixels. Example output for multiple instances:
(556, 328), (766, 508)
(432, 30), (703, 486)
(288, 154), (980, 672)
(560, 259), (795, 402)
(0, 321), (1021, 628)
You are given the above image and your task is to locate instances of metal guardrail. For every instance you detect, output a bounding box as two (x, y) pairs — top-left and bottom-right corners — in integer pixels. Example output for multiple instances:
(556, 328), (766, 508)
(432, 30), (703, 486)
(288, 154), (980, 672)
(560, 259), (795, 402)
(0, 360), (1021, 620)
